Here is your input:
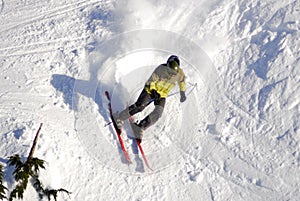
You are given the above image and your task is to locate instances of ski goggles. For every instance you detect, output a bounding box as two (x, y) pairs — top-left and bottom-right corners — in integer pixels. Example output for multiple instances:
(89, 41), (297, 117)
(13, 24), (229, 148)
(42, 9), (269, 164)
(168, 60), (179, 72)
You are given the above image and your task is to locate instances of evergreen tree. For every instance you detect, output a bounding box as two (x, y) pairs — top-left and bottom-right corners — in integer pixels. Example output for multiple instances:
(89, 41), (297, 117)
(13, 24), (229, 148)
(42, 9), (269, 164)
(8, 155), (45, 201)
(7, 123), (71, 201)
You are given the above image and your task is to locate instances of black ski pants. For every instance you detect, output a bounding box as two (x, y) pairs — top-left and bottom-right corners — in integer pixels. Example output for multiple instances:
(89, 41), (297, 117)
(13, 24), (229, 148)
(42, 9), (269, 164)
(120, 89), (165, 129)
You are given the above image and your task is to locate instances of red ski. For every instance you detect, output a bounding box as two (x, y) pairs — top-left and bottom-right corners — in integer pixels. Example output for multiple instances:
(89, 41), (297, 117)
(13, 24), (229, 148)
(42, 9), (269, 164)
(129, 116), (153, 171)
(105, 91), (131, 164)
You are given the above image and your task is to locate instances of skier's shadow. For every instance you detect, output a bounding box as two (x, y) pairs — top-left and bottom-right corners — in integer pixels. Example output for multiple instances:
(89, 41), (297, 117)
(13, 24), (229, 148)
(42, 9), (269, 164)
(50, 74), (121, 127)
(50, 74), (145, 169)
(50, 74), (107, 116)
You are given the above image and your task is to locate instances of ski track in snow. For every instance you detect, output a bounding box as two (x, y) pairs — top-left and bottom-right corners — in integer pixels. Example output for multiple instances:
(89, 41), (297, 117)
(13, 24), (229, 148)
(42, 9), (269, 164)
(0, 0), (100, 34)
(0, 0), (4, 15)
(1, 0), (300, 200)
(0, 36), (89, 57)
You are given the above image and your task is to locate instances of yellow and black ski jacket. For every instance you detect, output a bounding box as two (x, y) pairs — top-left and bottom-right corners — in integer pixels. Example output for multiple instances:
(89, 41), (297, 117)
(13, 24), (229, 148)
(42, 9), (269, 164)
(145, 64), (186, 98)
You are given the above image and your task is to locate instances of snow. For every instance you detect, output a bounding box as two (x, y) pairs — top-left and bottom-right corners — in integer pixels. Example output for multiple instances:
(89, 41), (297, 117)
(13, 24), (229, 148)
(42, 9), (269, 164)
(1, 0), (300, 200)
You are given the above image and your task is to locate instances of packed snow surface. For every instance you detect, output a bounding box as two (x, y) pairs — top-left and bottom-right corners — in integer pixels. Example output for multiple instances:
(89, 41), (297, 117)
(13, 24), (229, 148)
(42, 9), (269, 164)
(0, 0), (300, 200)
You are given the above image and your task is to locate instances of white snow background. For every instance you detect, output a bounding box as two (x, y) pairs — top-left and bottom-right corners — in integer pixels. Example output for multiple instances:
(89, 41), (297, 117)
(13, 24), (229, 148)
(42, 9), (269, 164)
(0, 0), (300, 200)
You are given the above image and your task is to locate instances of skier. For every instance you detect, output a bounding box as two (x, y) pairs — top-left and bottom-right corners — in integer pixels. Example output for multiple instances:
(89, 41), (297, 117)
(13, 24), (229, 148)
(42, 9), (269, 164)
(113, 55), (187, 142)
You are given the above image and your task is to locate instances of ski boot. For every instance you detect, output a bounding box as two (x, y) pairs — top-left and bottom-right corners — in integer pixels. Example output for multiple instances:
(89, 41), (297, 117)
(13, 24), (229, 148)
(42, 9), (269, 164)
(131, 122), (144, 143)
(112, 112), (124, 130)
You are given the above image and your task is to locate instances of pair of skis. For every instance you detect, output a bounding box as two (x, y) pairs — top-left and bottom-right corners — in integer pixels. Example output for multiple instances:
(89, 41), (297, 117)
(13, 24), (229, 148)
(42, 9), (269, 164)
(105, 91), (152, 171)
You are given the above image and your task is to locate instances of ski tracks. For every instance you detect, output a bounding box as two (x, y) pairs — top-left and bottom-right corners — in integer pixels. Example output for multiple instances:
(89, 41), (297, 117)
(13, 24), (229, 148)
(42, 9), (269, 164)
(0, 0), (108, 57)
(0, 36), (89, 57)
(0, 0), (100, 34)
(0, 0), (4, 15)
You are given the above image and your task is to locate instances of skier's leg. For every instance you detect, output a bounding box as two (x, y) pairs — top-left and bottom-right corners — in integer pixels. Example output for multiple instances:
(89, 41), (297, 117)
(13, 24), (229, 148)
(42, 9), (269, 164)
(138, 98), (166, 129)
(118, 89), (151, 121)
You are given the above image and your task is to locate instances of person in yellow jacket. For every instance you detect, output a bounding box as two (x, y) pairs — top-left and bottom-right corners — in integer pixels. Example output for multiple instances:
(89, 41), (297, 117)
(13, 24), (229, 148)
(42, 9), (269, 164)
(114, 55), (187, 142)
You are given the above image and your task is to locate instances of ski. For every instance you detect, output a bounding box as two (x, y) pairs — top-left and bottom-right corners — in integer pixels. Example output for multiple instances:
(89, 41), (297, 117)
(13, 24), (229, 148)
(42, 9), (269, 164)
(105, 91), (132, 164)
(129, 116), (153, 171)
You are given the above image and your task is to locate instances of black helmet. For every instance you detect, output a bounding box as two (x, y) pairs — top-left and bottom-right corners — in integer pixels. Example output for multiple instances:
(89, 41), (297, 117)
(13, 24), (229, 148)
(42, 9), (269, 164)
(167, 55), (180, 66)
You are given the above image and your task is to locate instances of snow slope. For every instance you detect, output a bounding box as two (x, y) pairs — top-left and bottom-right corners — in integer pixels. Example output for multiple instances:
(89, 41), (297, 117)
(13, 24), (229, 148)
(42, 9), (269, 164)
(0, 0), (300, 200)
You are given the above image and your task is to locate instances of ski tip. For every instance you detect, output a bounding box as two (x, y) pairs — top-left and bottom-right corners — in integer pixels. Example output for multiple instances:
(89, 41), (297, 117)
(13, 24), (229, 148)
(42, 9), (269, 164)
(105, 91), (110, 100)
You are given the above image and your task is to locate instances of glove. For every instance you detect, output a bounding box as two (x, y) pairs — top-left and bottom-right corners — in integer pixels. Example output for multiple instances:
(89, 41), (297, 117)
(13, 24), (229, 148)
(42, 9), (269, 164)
(180, 91), (186, 102)
(151, 90), (160, 100)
